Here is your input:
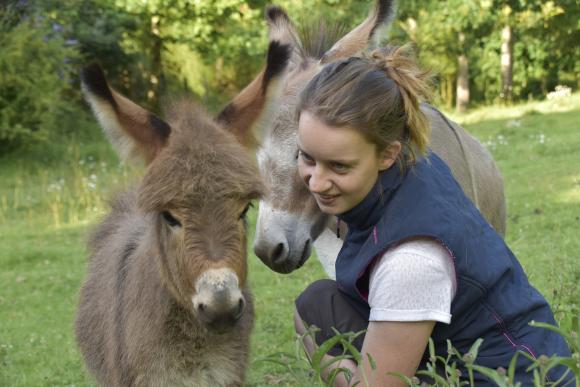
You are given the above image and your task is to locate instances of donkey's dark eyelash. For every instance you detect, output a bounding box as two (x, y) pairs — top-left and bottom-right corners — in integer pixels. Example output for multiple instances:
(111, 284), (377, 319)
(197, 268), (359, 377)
(162, 211), (181, 227)
(239, 203), (254, 219)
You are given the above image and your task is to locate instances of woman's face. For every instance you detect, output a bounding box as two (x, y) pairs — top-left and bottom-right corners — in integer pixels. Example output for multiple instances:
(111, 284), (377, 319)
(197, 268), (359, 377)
(297, 111), (398, 215)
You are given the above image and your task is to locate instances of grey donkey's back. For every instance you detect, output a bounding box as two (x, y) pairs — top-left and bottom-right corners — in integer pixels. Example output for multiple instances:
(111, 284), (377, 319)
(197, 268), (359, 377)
(423, 104), (506, 235)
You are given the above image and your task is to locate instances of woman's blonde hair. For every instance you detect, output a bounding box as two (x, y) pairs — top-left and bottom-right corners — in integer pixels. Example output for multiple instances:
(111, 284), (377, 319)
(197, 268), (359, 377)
(297, 44), (432, 166)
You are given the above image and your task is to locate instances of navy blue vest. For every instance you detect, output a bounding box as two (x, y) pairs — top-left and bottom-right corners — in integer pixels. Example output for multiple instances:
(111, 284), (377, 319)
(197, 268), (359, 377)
(335, 152), (572, 385)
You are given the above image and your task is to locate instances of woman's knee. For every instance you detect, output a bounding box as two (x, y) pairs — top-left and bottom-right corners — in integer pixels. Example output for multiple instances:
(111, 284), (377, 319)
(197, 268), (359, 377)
(295, 279), (337, 315)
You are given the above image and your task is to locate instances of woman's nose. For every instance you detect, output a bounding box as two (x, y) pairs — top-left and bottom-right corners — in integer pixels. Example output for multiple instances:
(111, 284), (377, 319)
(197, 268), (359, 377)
(307, 167), (331, 193)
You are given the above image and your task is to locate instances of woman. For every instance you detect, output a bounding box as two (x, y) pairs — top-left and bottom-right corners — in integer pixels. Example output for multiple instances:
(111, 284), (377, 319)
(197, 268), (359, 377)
(293, 45), (572, 386)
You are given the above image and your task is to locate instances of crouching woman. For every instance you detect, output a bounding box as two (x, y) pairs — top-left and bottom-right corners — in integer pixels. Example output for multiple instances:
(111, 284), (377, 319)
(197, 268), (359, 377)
(293, 45), (573, 386)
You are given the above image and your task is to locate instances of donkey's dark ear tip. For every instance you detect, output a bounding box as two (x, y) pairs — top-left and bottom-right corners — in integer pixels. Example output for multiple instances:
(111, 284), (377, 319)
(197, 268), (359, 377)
(80, 63), (116, 106)
(81, 63), (105, 88)
(267, 41), (292, 66)
(376, 0), (397, 26)
(262, 41), (291, 93)
(265, 5), (288, 23)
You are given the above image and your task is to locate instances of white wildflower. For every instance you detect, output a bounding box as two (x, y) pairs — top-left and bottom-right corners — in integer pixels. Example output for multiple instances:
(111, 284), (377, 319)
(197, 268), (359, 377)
(547, 85), (572, 100)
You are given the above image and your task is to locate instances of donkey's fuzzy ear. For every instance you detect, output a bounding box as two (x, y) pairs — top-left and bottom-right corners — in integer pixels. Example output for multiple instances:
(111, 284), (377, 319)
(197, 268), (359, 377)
(320, 0), (396, 64)
(216, 36), (292, 148)
(265, 5), (304, 67)
(81, 63), (171, 165)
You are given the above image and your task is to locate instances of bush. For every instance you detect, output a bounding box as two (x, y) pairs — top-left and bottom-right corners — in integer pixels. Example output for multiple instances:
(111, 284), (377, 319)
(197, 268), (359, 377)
(0, 7), (78, 150)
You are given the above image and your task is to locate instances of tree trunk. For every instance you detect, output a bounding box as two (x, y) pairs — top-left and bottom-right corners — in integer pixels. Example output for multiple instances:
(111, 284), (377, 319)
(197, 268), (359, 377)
(149, 14), (164, 111)
(456, 32), (469, 113)
(447, 75), (454, 109)
(438, 76), (446, 106)
(500, 24), (513, 103)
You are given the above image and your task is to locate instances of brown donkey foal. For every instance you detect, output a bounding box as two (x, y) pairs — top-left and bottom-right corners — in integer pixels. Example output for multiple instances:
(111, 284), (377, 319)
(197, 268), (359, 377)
(75, 38), (290, 387)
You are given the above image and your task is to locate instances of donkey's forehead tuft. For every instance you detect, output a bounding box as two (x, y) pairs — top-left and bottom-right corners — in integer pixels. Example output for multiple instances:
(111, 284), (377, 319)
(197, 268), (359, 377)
(137, 101), (264, 212)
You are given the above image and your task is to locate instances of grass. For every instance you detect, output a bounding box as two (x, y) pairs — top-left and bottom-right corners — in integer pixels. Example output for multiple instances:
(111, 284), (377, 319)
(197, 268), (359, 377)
(0, 94), (578, 386)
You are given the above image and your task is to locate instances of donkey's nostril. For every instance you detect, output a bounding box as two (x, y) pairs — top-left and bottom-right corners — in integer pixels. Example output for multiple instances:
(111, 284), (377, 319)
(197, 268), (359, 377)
(297, 239), (311, 268)
(197, 303), (205, 312)
(234, 298), (246, 319)
(272, 243), (284, 261)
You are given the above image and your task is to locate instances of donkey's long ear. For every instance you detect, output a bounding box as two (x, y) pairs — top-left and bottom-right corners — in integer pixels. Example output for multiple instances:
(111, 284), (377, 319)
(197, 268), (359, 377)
(216, 6), (294, 148)
(81, 64), (171, 165)
(265, 5), (304, 68)
(320, 0), (396, 64)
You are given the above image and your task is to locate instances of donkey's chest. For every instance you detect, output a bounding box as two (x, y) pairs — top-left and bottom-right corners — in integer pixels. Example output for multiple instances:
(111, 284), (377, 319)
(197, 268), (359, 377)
(146, 349), (242, 387)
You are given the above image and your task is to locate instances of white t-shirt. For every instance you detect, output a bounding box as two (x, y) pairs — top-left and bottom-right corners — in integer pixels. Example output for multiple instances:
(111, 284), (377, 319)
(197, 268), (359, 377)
(368, 238), (456, 323)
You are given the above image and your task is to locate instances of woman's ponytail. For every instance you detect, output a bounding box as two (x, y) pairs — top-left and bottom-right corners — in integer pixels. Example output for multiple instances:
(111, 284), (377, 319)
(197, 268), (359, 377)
(368, 45), (432, 161)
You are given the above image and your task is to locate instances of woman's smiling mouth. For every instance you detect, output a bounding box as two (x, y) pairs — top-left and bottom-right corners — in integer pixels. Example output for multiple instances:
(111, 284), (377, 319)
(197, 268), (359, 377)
(315, 193), (339, 206)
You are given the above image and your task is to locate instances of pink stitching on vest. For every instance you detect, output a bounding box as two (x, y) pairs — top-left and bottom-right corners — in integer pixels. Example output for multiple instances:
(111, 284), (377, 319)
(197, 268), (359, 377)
(373, 226), (378, 244)
(491, 312), (538, 359)
(435, 238), (458, 296)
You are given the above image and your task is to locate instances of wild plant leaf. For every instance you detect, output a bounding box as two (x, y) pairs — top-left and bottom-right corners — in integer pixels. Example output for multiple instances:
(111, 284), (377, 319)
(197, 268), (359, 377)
(549, 367), (575, 386)
(447, 339), (462, 358)
(253, 351), (295, 366)
(470, 365), (509, 387)
(366, 352), (376, 370)
(320, 354), (354, 371)
(327, 366), (352, 386)
(553, 358), (579, 371)
(530, 321), (579, 351)
(532, 368), (542, 385)
(340, 338), (362, 363)
(507, 350), (522, 382)
(464, 338), (484, 363)
(310, 334), (344, 371)
(416, 369), (448, 385)
(387, 371), (414, 384)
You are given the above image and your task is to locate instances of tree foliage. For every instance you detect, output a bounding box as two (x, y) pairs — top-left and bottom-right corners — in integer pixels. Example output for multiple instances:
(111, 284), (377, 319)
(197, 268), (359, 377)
(0, 4), (79, 149)
(394, 0), (578, 107)
(0, 0), (578, 150)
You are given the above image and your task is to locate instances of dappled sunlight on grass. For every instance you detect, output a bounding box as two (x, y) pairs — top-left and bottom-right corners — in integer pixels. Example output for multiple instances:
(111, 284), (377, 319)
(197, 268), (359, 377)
(555, 175), (580, 204)
(443, 92), (580, 125)
(0, 141), (142, 230)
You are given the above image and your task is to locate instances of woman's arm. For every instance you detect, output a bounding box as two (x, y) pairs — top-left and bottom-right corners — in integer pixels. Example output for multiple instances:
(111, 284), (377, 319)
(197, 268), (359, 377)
(296, 311), (434, 387)
(320, 320), (434, 386)
(354, 320), (435, 386)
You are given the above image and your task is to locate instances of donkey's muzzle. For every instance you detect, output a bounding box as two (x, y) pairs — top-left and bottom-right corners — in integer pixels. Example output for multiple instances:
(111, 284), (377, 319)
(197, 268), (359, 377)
(192, 268), (246, 332)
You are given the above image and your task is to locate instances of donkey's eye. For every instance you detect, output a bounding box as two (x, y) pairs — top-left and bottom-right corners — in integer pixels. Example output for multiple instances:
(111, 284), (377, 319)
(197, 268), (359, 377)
(162, 211), (181, 227)
(239, 203), (253, 220)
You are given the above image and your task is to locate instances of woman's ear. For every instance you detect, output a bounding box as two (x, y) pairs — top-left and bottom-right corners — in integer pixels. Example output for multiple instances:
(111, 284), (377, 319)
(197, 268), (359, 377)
(378, 141), (402, 171)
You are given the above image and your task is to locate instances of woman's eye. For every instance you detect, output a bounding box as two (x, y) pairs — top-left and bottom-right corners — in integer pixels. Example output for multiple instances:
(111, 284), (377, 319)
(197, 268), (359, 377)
(162, 211), (181, 227)
(332, 163), (348, 173)
(299, 151), (314, 164)
(239, 203), (253, 220)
